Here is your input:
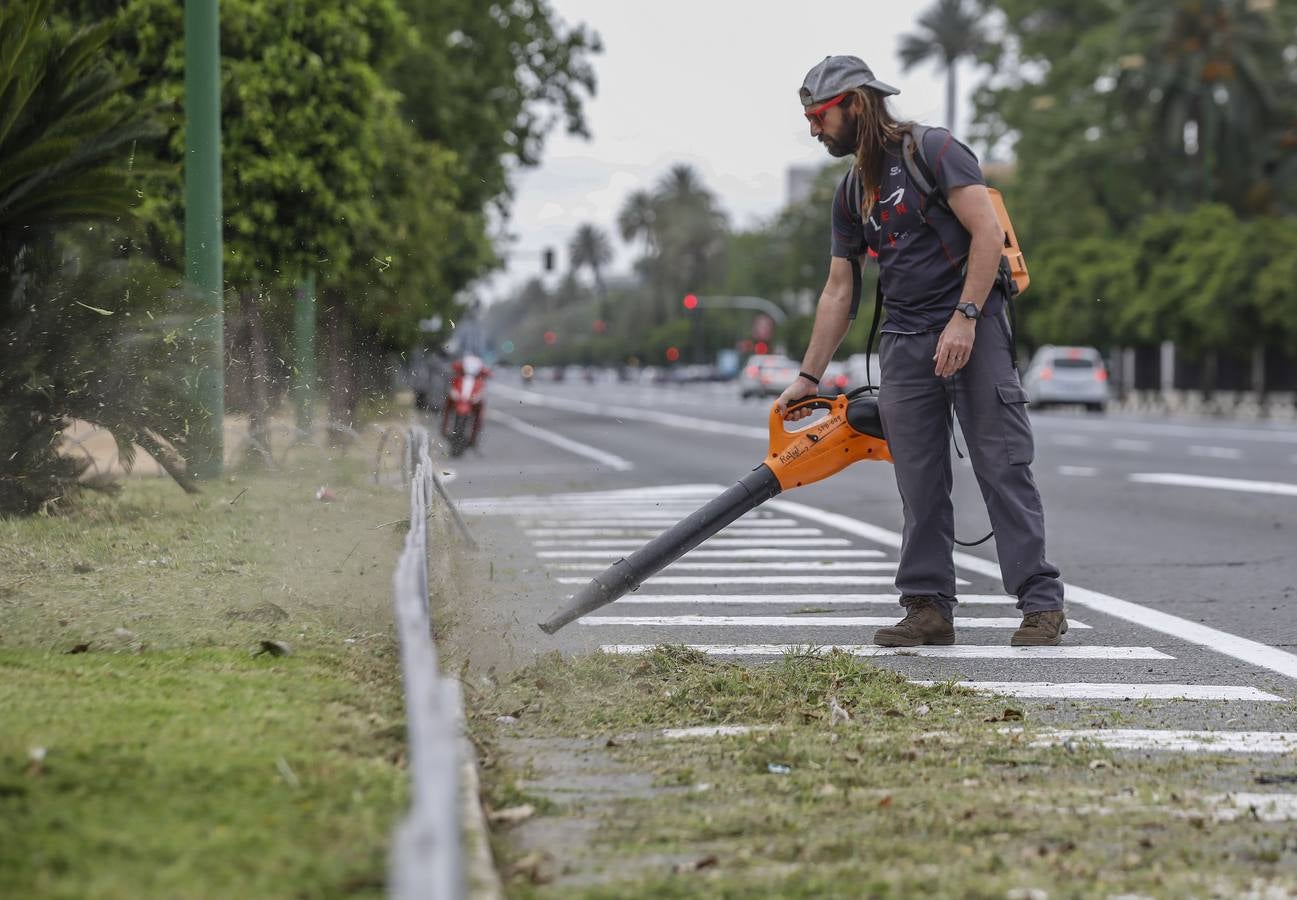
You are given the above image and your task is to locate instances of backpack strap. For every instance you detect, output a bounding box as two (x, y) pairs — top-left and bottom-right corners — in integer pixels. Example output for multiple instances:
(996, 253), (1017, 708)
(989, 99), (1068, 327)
(864, 276), (883, 392)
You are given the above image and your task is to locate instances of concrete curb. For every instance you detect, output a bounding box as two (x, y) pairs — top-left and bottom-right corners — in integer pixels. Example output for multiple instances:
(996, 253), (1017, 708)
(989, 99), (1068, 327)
(457, 721), (505, 900)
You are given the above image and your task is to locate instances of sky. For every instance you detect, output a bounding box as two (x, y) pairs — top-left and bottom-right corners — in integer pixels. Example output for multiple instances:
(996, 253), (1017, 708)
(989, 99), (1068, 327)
(479, 0), (985, 302)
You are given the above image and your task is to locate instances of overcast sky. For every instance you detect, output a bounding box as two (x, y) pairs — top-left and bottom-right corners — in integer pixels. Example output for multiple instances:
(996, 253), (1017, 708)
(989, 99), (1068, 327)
(480, 1), (985, 301)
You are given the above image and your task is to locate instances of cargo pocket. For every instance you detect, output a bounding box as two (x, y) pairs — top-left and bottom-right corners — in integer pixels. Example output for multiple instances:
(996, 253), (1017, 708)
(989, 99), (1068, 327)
(996, 381), (1034, 465)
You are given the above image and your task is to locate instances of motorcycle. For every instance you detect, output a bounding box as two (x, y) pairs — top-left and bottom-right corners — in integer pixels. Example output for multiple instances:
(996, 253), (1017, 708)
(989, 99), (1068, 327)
(441, 355), (489, 457)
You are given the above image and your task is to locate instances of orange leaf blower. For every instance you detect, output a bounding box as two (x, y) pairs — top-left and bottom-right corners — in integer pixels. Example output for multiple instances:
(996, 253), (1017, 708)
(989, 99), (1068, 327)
(538, 391), (892, 634)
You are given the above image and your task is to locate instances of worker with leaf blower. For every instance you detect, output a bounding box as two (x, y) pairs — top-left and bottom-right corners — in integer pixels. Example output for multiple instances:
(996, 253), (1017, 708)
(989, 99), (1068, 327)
(778, 55), (1067, 648)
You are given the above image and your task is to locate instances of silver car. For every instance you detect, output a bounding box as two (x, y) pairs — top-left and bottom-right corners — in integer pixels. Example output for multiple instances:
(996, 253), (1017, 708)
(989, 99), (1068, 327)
(1022, 345), (1110, 412)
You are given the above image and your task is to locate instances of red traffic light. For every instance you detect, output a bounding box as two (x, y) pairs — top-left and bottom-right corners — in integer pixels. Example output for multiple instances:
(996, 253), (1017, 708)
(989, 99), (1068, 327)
(682, 294), (699, 310)
(665, 346), (681, 362)
(543, 330), (557, 345)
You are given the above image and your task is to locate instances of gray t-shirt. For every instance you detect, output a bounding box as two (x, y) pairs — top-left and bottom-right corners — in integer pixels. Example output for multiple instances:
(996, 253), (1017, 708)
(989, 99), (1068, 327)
(830, 127), (1003, 334)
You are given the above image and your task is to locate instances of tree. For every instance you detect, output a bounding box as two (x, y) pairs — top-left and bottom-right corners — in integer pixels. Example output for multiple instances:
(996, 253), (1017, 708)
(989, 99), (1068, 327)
(898, 0), (991, 130)
(568, 223), (612, 299)
(0, 1), (197, 513)
(617, 190), (656, 258)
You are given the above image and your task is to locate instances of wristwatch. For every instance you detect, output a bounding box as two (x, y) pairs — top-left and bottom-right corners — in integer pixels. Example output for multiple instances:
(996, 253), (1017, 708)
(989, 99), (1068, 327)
(955, 302), (981, 321)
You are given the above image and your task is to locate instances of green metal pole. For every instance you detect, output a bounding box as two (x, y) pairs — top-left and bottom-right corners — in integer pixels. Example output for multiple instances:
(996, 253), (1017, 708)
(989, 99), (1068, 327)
(184, 0), (224, 479)
(294, 271), (317, 437)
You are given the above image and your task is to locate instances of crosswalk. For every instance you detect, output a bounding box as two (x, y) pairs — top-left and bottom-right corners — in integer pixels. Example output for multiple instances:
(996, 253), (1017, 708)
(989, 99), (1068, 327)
(457, 484), (1290, 705)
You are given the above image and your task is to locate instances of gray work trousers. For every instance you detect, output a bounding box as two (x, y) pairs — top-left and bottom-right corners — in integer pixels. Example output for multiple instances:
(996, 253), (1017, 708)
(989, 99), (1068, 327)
(877, 312), (1064, 618)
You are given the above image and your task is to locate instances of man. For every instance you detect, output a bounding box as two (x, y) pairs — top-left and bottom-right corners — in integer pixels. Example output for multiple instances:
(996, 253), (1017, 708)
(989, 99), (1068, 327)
(777, 55), (1067, 647)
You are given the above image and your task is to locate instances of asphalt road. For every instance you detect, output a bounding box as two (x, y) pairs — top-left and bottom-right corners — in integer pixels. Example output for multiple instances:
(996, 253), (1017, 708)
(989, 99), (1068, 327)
(433, 373), (1297, 734)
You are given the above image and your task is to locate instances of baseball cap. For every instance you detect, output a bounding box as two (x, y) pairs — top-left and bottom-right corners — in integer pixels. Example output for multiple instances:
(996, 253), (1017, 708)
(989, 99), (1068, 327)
(799, 55), (900, 107)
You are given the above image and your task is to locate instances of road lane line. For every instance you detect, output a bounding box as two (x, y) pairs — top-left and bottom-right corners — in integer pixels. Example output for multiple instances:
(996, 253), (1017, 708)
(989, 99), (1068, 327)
(525, 527), (824, 537)
(605, 593), (1010, 605)
(1050, 435), (1093, 447)
(602, 644), (1169, 660)
(534, 538), (852, 548)
(518, 521), (798, 529)
(485, 409), (634, 471)
(494, 383), (769, 439)
(1058, 466), (1098, 477)
(579, 615), (1083, 628)
(548, 561), (897, 572)
(1188, 445), (1243, 460)
(1129, 472), (1297, 498)
(911, 681), (1283, 701)
(1026, 729), (1297, 754)
(1037, 418), (1297, 445)
(561, 575), (970, 586)
(767, 495), (1297, 683)
(538, 548), (888, 559)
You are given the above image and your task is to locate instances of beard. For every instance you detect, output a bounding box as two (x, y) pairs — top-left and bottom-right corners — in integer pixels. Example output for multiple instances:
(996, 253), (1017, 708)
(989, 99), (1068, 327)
(819, 111), (859, 158)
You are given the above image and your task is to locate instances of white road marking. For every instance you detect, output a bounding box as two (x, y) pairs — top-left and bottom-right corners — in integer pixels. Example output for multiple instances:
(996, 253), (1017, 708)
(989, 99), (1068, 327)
(537, 548), (887, 559)
(1050, 434), (1093, 447)
(548, 561), (896, 572)
(604, 644), (1167, 660)
(1129, 472), (1297, 498)
(1188, 445), (1243, 460)
(912, 681), (1283, 701)
(494, 383), (769, 440)
(611, 593), (1011, 605)
(1028, 729), (1297, 754)
(561, 575), (968, 586)
(1111, 439), (1152, 452)
(1058, 466), (1098, 477)
(579, 615), (1083, 628)
(767, 495), (1297, 683)
(523, 518), (799, 527)
(486, 409), (634, 471)
(525, 527), (824, 538)
(1039, 418), (1297, 445)
(535, 538), (852, 548)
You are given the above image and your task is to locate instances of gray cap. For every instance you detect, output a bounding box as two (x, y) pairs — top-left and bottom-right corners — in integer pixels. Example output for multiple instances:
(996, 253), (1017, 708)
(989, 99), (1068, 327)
(799, 55), (900, 107)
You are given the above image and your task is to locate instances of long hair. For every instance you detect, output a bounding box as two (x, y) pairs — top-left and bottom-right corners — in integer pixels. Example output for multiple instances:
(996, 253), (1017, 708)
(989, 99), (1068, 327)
(847, 88), (912, 215)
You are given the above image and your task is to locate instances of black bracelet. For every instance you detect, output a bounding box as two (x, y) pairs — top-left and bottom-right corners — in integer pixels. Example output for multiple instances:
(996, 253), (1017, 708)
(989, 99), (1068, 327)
(798, 371), (820, 386)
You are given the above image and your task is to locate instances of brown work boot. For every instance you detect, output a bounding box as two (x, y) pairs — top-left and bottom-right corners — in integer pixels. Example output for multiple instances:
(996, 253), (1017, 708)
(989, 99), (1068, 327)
(1011, 610), (1069, 646)
(873, 598), (955, 647)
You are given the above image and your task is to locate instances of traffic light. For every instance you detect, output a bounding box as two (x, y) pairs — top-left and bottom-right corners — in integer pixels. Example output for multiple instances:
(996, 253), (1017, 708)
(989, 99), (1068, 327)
(682, 293), (699, 310)
(543, 330), (557, 345)
(665, 347), (680, 362)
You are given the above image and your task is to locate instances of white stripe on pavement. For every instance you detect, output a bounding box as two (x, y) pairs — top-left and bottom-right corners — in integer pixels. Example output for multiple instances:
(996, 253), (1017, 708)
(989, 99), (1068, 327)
(523, 518), (799, 527)
(609, 593), (1011, 605)
(1058, 466), (1098, 477)
(561, 575), (962, 586)
(603, 644), (1167, 660)
(579, 615), (1083, 628)
(494, 383), (769, 440)
(1028, 729), (1297, 754)
(525, 527), (824, 537)
(1129, 472), (1297, 498)
(535, 538), (851, 548)
(912, 681), (1284, 701)
(548, 561), (896, 572)
(1188, 445), (1244, 460)
(767, 496), (1297, 683)
(484, 409), (635, 471)
(537, 548), (887, 559)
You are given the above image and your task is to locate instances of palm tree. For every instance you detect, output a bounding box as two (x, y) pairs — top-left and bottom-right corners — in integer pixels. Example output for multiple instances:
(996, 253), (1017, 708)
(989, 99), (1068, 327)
(568, 223), (612, 298)
(1114, 0), (1286, 212)
(617, 189), (656, 258)
(0, 0), (194, 513)
(897, 0), (990, 131)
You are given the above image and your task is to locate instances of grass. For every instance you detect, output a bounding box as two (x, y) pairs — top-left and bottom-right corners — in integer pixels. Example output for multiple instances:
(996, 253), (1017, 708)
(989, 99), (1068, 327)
(0, 447), (419, 899)
(468, 648), (1297, 899)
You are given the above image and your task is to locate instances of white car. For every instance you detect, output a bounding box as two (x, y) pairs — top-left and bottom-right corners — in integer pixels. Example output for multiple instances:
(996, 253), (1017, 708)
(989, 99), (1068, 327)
(738, 354), (798, 399)
(1022, 345), (1110, 412)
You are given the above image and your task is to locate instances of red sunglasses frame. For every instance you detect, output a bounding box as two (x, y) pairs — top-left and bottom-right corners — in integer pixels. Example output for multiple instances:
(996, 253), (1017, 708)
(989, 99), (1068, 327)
(804, 93), (847, 125)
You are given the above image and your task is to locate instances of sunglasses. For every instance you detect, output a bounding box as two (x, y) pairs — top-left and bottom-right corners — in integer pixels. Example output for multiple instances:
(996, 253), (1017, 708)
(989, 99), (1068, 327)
(804, 93), (847, 125)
